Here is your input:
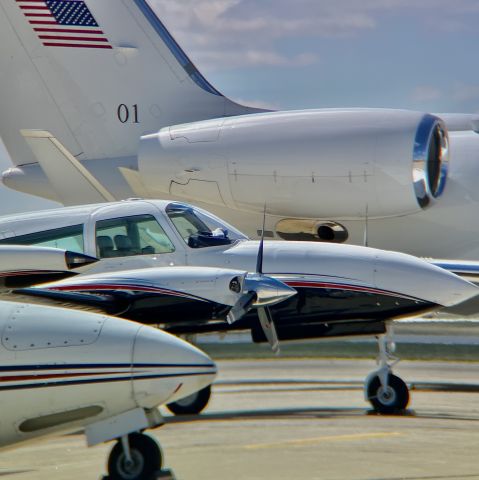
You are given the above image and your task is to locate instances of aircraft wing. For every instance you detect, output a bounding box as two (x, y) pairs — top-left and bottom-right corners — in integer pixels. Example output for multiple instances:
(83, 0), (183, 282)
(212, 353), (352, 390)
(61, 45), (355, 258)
(431, 259), (479, 284)
(20, 130), (116, 206)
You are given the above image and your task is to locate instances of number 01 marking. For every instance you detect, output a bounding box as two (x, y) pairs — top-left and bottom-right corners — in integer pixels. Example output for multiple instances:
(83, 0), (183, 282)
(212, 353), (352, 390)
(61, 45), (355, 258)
(117, 104), (139, 124)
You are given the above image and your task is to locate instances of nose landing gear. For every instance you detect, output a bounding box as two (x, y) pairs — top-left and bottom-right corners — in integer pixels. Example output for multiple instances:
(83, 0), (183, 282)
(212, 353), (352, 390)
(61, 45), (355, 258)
(106, 432), (173, 480)
(365, 325), (410, 414)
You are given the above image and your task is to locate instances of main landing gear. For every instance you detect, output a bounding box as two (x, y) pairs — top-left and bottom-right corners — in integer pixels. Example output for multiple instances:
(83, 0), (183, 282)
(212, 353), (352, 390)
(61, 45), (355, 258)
(365, 325), (410, 414)
(166, 385), (212, 415)
(107, 432), (165, 480)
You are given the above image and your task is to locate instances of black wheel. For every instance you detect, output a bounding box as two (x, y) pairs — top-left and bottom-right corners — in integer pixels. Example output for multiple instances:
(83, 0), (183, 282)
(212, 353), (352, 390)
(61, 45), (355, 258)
(107, 433), (162, 480)
(366, 373), (409, 414)
(166, 385), (212, 415)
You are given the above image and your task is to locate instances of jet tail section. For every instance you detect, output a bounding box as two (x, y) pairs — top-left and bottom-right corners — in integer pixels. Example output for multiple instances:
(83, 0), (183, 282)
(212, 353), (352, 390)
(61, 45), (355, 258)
(0, 0), (261, 169)
(21, 130), (116, 206)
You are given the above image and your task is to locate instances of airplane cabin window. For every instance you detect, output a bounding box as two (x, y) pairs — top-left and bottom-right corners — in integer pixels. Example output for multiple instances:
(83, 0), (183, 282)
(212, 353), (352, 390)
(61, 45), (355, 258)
(0, 225), (84, 253)
(165, 203), (247, 248)
(95, 215), (175, 258)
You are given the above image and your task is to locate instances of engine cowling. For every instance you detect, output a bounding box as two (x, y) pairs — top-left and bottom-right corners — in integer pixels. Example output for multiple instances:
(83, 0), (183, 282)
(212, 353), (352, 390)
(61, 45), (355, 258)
(138, 108), (449, 219)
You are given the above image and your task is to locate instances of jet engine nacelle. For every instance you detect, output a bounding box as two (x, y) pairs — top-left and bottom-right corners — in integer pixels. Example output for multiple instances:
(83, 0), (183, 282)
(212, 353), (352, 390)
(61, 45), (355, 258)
(138, 109), (449, 219)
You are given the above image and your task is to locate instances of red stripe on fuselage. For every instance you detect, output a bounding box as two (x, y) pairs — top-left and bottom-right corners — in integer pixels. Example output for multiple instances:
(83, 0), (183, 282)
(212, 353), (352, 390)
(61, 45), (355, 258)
(284, 280), (419, 301)
(42, 42), (113, 49)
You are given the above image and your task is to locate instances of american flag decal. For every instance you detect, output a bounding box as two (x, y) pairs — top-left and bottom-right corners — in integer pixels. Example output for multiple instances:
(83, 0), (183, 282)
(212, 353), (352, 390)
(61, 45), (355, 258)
(17, 0), (112, 49)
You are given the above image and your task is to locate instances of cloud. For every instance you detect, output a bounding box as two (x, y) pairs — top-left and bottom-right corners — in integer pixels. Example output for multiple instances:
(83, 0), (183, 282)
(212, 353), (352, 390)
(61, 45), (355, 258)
(193, 50), (318, 69)
(411, 86), (444, 103)
(147, 0), (479, 72)
(452, 84), (479, 102)
(409, 84), (479, 111)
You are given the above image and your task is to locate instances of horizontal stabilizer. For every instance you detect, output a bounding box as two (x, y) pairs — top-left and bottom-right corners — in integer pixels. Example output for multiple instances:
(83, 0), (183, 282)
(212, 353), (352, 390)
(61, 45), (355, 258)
(20, 130), (116, 206)
(118, 166), (151, 198)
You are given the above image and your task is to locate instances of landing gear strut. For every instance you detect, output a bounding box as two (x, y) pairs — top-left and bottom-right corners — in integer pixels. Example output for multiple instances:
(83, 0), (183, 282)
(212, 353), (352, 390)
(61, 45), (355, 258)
(365, 325), (409, 414)
(166, 385), (212, 415)
(107, 432), (162, 480)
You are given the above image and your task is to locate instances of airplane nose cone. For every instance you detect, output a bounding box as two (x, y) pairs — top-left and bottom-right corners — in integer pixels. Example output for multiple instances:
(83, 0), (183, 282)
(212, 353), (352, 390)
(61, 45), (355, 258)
(425, 264), (479, 307)
(375, 251), (479, 307)
(244, 274), (297, 307)
(132, 326), (217, 409)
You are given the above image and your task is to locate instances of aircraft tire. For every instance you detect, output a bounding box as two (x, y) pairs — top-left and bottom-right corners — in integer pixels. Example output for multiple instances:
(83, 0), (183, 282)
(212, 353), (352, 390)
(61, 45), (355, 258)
(107, 432), (162, 480)
(366, 373), (409, 414)
(166, 385), (212, 415)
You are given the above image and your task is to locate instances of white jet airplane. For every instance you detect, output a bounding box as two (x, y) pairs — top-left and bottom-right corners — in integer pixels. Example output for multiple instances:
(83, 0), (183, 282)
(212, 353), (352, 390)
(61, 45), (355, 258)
(0, 197), (475, 415)
(1, 1), (479, 258)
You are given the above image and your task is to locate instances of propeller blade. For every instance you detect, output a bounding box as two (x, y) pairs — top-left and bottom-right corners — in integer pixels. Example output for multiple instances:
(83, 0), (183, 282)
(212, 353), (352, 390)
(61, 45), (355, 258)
(226, 291), (257, 324)
(257, 306), (280, 354)
(256, 205), (267, 274)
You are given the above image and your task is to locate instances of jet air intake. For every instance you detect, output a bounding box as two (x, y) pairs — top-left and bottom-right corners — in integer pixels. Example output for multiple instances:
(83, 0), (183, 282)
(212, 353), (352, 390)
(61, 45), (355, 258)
(137, 108), (449, 219)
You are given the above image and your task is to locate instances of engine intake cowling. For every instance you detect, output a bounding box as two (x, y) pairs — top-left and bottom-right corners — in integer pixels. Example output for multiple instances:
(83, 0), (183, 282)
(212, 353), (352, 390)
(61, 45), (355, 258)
(138, 109), (449, 219)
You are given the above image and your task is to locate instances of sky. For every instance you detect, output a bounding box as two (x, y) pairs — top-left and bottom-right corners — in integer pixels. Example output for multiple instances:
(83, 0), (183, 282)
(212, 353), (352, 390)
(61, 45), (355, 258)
(1, 0), (479, 214)
(151, 0), (479, 113)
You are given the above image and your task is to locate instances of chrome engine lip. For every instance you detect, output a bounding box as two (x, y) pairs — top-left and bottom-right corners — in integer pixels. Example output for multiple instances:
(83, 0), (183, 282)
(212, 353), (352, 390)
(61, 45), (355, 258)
(413, 114), (449, 208)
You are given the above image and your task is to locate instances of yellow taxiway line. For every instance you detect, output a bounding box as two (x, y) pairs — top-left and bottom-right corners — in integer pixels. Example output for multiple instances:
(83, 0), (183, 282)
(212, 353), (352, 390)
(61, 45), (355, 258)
(244, 431), (404, 450)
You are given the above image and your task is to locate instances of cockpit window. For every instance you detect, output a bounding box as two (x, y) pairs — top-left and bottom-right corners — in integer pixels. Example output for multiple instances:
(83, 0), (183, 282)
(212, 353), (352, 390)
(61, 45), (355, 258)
(166, 203), (248, 249)
(95, 214), (175, 258)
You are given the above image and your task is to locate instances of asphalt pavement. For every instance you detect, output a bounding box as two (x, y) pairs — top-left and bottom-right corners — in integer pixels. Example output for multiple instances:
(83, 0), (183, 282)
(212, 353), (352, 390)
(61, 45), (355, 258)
(2, 359), (479, 480)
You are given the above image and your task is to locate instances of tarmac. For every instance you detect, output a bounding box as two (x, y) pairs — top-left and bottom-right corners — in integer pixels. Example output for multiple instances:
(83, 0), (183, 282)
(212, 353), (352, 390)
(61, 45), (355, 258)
(2, 358), (479, 480)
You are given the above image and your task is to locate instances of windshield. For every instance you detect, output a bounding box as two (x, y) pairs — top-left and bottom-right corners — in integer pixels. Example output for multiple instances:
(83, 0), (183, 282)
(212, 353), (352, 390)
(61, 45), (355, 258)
(166, 203), (248, 248)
